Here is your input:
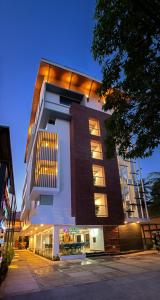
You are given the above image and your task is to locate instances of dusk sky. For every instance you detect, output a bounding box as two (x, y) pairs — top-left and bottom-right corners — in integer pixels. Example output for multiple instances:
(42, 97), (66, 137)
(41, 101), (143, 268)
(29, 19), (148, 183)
(0, 0), (159, 210)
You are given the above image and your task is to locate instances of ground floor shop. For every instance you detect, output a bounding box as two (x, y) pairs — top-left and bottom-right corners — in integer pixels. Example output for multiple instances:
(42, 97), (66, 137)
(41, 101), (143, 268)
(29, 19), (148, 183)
(27, 225), (105, 259)
(19, 222), (150, 259)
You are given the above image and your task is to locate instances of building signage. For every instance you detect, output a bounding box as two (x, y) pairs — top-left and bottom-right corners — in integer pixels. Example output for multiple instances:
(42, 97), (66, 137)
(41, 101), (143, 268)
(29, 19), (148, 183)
(69, 227), (79, 234)
(63, 227), (79, 234)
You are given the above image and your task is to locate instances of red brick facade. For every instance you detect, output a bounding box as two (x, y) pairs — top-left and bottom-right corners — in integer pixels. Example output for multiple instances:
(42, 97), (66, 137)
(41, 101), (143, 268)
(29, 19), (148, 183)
(103, 226), (120, 253)
(70, 103), (124, 226)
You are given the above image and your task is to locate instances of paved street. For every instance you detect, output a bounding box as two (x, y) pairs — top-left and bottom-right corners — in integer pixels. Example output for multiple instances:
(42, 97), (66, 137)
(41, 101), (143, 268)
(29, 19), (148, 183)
(0, 250), (160, 300)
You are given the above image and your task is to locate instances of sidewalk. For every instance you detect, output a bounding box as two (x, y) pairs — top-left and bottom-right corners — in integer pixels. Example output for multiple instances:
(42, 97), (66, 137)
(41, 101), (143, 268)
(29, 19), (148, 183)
(117, 249), (158, 257)
(0, 251), (40, 299)
(0, 249), (159, 299)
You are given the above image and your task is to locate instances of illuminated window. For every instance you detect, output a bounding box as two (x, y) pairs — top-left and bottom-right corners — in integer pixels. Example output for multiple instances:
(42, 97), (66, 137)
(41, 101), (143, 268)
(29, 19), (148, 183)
(91, 140), (103, 160)
(33, 131), (58, 188)
(92, 165), (105, 187)
(35, 161), (57, 176)
(89, 119), (100, 136)
(94, 193), (108, 217)
(40, 140), (56, 148)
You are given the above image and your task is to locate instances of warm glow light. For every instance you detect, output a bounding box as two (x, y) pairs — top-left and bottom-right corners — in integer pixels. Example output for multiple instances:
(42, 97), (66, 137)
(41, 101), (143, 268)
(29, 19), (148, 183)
(41, 224), (44, 227)
(95, 199), (101, 205)
(26, 62), (101, 160)
(35, 227), (38, 230)
(137, 221), (140, 224)
(9, 265), (18, 269)
(124, 221), (127, 224)
(28, 126), (32, 136)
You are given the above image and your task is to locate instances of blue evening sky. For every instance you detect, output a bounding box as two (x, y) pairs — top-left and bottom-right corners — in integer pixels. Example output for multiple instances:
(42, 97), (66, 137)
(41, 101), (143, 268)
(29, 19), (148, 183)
(0, 0), (159, 210)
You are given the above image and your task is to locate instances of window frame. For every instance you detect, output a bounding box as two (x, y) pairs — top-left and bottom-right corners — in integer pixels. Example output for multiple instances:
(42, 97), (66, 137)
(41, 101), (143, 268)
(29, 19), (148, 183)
(89, 118), (101, 136)
(90, 140), (103, 160)
(92, 164), (106, 187)
(94, 193), (108, 217)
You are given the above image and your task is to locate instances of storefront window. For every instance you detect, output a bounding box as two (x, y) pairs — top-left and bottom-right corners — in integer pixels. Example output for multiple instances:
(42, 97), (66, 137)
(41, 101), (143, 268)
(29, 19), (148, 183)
(34, 228), (53, 259)
(59, 227), (104, 255)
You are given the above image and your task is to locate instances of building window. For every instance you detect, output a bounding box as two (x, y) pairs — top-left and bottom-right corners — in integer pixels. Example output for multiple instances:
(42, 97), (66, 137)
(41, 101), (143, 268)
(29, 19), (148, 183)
(89, 119), (100, 136)
(39, 195), (53, 205)
(60, 96), (72, 106)
(48, 119), (55, 125)
(33, 131), (58, 189)
(94, 193), (108, 217)
(91, 140), (103, 160)
(92, 165), (105, 187)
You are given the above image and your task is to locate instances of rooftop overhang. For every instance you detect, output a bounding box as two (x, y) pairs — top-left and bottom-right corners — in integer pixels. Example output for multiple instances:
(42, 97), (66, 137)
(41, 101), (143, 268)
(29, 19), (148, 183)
(25, 59), (101, 162)
(30, 186), (59, 201)
(20, 224), (53, 236)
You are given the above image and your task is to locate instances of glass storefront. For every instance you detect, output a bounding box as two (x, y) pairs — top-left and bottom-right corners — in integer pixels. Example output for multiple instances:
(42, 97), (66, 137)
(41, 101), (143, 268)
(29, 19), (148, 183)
(29, 227), (53, 259)
(26, 225), (105, 259)
(59, 226), (104, 255)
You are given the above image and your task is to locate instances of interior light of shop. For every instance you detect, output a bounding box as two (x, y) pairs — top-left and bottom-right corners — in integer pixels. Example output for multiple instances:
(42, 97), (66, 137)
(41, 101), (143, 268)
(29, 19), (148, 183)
(91, 228), (99, 236)
(124, 221), (127, 224)
(137, 221), (140, 223)
(40, 224), (44, 227)
(35, 227), (38, 230)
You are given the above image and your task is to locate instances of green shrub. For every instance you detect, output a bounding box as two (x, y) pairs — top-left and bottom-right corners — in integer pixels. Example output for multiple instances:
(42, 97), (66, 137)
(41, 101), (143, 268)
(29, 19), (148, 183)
(0, 258), (8, 283)
(0, 247), (14, 283)
(5, 247), (14, 265)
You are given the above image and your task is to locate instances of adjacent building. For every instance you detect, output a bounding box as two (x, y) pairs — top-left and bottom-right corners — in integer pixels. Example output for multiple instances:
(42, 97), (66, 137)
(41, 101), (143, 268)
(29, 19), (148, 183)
(0, 126), (17, 261)
(21, 59), (149, 259)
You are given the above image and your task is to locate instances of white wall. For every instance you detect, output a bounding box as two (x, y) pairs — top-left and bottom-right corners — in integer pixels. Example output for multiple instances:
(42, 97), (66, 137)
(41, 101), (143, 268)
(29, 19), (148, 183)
(45, 91), (59, 104)
(82, 96), (112, 115)
(44, 91), (70, 115)
(89, 227), (104, 251)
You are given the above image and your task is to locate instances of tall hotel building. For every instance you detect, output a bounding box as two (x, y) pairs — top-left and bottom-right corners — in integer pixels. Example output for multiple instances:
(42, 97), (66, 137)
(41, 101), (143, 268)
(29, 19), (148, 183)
(21, 59), (149, 259)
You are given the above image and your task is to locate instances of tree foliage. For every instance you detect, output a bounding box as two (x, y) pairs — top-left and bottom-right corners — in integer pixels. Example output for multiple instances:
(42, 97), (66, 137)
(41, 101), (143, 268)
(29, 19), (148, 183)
(92, 0), (160, 159)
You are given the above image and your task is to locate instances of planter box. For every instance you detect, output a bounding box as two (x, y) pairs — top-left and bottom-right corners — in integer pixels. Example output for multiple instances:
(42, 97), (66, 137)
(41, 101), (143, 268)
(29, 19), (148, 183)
(60, 253), (86, 261)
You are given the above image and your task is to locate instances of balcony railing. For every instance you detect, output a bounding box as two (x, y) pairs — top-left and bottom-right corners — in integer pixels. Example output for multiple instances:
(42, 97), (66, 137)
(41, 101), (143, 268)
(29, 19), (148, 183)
(89, 126), (100, 136)
(93, 176), (105, 187)
(95, 205), (107, 217)
(91, 150), (103, 160)
(31, 131), (58, 190)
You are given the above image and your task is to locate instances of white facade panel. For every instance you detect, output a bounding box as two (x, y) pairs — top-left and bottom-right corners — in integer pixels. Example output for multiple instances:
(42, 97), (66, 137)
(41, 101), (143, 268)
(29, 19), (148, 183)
(30, 120), (75, 225)
(89, 228), (104, 251)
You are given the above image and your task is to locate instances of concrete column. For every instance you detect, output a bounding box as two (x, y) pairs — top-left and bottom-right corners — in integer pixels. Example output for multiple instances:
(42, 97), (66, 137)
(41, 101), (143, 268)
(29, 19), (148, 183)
(29, 237), (31, 249)
(40, 234), (43, 253)
(33, 235), (36, 253)
(52, 225), (59, 256)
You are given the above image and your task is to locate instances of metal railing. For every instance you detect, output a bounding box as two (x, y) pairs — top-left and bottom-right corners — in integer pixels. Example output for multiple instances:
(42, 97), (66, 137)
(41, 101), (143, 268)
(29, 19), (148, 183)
(93, 176), (105, 187)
